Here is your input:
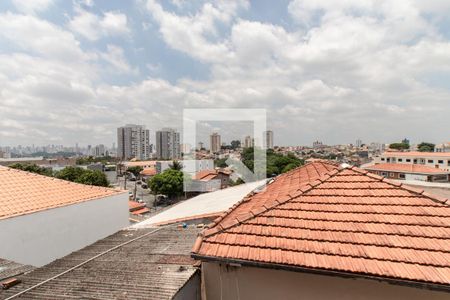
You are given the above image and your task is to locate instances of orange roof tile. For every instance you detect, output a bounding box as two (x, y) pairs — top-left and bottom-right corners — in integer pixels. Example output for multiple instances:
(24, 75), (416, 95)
(0, 166), (125, 220)
(131, 207), (150, 215)
(194, 170), (218, 180)
(192, 162), (450, 287)
(365, 163), (450, 174)
(140, 167), (157, 176)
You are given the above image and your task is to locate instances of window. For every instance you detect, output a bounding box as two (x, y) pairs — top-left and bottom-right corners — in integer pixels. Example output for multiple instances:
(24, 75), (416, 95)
(389, 172), (395, 178)
(381, 158), (385, 161)
(399, 173), (405, 179)
(413, 159), (417, 163)
(398, 158), (403, 162)
(406, 159), (411, 162)
(381, 172), (387, 176)
(448, 160), (450, 166)
(438, 160), (444, 164)
(428, 159), (434, 163)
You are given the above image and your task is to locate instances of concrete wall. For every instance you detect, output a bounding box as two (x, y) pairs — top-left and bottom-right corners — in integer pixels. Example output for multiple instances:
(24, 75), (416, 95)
(0, 193), (128, 267)
(202, 262), (449, 300)
(173, 271), (201, 300)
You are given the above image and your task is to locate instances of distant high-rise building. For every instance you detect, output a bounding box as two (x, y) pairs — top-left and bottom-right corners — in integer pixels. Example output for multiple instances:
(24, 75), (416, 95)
(264, 130), (274, 149)
(210, 133), (221, 153)
(155, 128), (180, 160)
(117, 124), (151, 160)
(313, 140), (323, 149)
(356, 139), (362, 148)
(94, 144), (106, 157)
(198, 142), (204, 150)
(244, 136), (254, 148)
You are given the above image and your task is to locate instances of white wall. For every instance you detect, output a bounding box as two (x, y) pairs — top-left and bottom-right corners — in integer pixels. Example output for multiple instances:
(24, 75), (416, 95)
(0, 193), (128, 267)
(405, 174), (428, 181)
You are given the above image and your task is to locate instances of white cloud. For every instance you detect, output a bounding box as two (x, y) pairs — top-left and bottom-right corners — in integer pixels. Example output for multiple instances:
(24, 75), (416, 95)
(12, 0), (53, 15)
(68, 8), (130, 41)
(100, 44), (139, 75)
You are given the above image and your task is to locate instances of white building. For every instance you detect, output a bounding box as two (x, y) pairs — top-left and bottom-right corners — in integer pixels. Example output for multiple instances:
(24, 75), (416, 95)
(94, 144), (106, 157)
(155, 128), (181, 160)
(435, 142), (450, 153)
(243, 136), (254, 148)
(0, 166), (128, 267)
(156, 159), (214, 174)
(373, 151), (450, 171)
(117, 124), (151, 160)
(264, 130), (274, 149)
(210, 133), (221, 153)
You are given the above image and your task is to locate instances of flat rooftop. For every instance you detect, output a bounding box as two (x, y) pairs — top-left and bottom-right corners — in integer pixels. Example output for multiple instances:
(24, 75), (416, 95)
(133, 180), (267, 227)
(0, 226), (201, 299)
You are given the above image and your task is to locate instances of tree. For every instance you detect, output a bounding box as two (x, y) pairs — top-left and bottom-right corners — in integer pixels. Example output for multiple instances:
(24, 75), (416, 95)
(9, 163), (53, 177)
(55, 166), (85, 182)
(127, 166), (143, 178)
(230, 140), (241, 149)
(55, 166), (109, 187)
(169, 160), (183, 171)
(215, 158), (228, 168)
(76, 170), (109, 187)
(417, 142), (435, 152)
(148, 169), (184, 198)
(389, 142), (409, 151)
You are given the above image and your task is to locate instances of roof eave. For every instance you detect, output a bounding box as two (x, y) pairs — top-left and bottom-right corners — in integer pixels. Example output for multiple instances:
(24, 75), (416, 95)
(191, 254), (450, 293)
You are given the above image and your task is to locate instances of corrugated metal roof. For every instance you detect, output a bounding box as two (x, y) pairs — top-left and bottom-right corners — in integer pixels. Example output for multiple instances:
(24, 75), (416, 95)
(1, 226), (200, 299)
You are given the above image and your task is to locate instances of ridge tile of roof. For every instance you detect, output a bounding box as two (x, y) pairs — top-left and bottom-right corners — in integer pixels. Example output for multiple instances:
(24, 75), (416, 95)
(0, 166), (125, 220)
(192, 163), (450, 287)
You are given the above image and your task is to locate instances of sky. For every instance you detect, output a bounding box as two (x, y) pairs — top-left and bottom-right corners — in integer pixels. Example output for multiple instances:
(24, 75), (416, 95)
(0, 0), (449, 147)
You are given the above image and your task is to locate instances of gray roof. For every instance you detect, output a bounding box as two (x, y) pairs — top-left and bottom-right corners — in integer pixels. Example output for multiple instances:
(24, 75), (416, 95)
(0, 226), (200, 300)
(0, 259), (34, 281)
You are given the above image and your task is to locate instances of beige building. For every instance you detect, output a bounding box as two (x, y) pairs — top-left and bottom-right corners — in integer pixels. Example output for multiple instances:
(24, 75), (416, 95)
(243, 135), (254, 148)
(192, 161), (450, 299)
(209, 133), (221, 153)
(374, 151), (450, 171)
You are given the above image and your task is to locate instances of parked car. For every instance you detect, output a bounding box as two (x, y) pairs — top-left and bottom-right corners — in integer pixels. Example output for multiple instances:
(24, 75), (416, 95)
(141, 183), (148, 189)
(137, 180), (142, 185)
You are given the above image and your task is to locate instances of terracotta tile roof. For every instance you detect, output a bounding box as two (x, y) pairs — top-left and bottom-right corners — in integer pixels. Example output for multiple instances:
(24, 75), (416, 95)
(383, 151), (450, 157)
(140, 167), (157, 176)
(192, 162), (450, 287)
(125, 160), (157, 167)
(131, 207), (150, 215)
(365, 163), (450, 174)
(194, 170), (218, 180)
(0, 166), (125, 220)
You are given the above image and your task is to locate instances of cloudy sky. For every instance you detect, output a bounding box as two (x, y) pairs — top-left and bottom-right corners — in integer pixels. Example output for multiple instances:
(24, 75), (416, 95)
(0, 0), (449, 147)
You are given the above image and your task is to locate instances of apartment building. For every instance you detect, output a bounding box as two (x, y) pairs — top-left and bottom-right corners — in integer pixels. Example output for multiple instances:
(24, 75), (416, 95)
(117, 124), (151, 160)
(155, 128), (181, 160)
(374, 151), (450, 171)
(264, 130), (274, 149)
(210, 133), (221, 153)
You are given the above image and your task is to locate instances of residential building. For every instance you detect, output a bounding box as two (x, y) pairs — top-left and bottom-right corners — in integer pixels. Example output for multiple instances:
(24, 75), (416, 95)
(313, 140), (323, 148)
(356, 138), (362, 148)
(192, 161), (450, 299)
(156, 159), (214, 174)
(0, 166), (128, 267)
(117, 124), (151, 160)
(243, 135), (254, 148)
(210, 133), (221, 153)
(155, 128), (180, 160)
(93, 144), (106, 157)
(1, 226), (201, 299)
(264, 130), (274, 149)
(193, 169), (231, 191)
(364, 163), (450, 182)
(435, 142), (450, 153)
(374, 151), (450, 171)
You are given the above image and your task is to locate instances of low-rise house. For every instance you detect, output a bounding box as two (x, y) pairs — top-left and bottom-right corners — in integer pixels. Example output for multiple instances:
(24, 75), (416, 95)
(193, 169), (231, 191)
(128, 200), (150, 216)
(364, 163), (450, 182)
(192, 161), (450, 299)
(0, 166), (128, 267)
(140, 167), (157, 181)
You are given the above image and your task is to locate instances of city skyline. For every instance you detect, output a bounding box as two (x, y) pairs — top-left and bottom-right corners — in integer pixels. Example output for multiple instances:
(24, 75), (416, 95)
(0, 1), (449, 146)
